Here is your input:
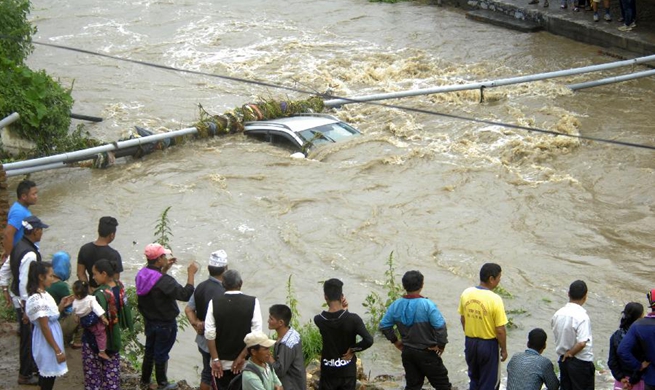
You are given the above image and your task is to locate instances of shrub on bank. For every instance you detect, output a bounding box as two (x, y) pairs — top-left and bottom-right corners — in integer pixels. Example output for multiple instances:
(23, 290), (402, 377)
(0, 0), (95, 157)
(0, 0), (36, 65)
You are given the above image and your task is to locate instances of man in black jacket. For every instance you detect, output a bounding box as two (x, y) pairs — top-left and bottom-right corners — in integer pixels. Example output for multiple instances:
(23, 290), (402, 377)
(314, 278), (373, 390)
(185, 250), (229, 390)
(136, 243), (198, 390)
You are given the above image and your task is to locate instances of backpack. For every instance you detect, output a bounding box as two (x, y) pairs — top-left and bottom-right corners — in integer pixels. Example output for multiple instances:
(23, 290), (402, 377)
(97, 287), (119, 330)
(224, 362), (268, 390)
(95, 281), (133, 331)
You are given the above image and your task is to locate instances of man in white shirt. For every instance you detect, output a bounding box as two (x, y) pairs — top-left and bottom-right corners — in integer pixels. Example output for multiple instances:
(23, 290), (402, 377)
(551, 280), (594, 390)
(6, 215), (48, 386)
(204, 270), (262, 390)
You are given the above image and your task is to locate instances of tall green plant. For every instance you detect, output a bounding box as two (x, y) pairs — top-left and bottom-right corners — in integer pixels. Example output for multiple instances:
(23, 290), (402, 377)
(0, 0), (36, 65)
(285, 275), (322, 364)
(121, 206), (189, 371)
(121, 286), (145, 368)
(154, 206), (173, 249)
(362, 251), (403, 334)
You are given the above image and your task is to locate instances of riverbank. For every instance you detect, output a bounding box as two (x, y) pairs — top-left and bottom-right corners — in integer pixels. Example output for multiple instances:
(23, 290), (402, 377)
(438, 0), (655, 54)
(0, 320), (196, 390)
(0, 319), (405, 390)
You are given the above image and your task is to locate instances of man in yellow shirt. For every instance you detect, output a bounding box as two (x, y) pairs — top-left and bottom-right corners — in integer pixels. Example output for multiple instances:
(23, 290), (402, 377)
(458, 263), (508, 390)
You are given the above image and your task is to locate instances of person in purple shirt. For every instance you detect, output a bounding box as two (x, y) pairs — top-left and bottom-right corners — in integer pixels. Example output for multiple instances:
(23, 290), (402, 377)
(136, 243), (197, 390)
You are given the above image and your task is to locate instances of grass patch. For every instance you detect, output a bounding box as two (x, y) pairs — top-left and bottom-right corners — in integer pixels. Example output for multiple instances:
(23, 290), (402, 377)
(493, 285), (514, 299)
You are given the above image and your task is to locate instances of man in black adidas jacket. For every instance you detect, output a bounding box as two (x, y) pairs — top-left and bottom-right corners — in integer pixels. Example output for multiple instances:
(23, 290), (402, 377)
(314, 278), (373, 390)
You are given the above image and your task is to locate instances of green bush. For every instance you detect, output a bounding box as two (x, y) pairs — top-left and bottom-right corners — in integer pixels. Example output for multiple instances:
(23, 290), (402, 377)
(0, 0), (94, 158)
(0, 293), (17, 322)
(0, 0), (36, 65)
(0, 58), (75, 154)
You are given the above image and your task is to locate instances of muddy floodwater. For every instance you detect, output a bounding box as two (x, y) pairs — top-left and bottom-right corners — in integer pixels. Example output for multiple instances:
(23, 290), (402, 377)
(14, 0), (655, 387)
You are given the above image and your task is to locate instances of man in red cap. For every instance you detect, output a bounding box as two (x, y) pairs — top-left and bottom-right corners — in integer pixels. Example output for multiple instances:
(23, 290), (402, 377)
(618, 289), (655, 390)
(136, 243), (198, 390)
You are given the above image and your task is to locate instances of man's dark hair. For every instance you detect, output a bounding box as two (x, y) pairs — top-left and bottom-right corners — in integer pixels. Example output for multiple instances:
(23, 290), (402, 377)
(527, 328), (547, 351)
(208, 265), (227, 277)
(247, 345), (263, 354)
(402, 270), (424, 292)
(480, 263), (502, 283)
(269, 304), (292, 327)
(223, 270), (242, 291)
(17, 180), (36, 199)
(323, 278), (343, 302)
(569, 280), (588, 300)
(98, 216), (118, 237)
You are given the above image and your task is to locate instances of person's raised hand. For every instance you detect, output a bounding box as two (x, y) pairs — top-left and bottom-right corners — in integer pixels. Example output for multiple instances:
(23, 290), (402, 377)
(188, 261), (199, 275)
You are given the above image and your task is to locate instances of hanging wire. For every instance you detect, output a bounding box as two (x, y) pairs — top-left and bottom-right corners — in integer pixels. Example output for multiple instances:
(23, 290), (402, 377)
(2, 35), (655, 152)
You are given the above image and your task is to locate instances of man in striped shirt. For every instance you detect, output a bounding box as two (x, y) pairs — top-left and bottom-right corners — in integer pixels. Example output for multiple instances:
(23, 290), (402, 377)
(507, 328), (559, 390)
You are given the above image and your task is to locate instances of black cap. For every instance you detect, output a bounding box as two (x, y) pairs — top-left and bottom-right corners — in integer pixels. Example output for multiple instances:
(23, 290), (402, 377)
(23, 215), (49, 230)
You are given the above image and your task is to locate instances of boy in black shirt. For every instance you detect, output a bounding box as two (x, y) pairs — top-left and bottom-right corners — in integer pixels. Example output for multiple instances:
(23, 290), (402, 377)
(314, 278), (373, 390)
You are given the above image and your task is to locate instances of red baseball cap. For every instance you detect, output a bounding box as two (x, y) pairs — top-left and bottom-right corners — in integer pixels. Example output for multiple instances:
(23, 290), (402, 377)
(144, 243), (171, 260)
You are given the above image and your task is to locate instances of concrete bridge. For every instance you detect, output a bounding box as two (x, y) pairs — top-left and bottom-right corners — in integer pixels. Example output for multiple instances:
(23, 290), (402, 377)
(439, 0), (655, 54)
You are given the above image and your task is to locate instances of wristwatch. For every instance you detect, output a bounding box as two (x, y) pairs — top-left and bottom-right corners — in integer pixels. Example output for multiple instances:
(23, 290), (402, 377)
(212, 358), (220, 362)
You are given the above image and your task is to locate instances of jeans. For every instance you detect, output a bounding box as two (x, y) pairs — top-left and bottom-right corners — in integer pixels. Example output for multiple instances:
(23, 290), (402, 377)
(620, 0), (635, 25)
(144, 320), (177, 363)
(199, 347), (212, 385)
(17, 308), (37, 377)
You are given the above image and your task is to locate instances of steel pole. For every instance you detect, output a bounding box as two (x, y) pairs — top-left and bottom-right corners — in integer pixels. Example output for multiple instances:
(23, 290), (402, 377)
(6, 163), (69, 177)
(568, 69), (655, 91)
(3, 127), (198, 171)
(0, 113), (20, 129)
(323, 54), (655, 107)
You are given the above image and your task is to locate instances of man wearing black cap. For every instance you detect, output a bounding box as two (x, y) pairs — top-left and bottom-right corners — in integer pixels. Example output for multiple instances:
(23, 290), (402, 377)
(9, 215), (48, 386)
(618, 290), (655, 390)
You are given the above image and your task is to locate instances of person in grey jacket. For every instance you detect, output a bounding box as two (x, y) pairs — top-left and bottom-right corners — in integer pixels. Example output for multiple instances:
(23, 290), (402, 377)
(267, 304), (306, 390)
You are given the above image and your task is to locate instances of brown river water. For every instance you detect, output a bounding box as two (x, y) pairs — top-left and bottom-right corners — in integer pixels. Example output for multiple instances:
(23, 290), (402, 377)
(14, 0), (655, 387)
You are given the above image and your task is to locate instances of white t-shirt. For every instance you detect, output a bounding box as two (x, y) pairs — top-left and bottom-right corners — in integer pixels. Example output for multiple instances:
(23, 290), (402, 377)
(551, 302), (593, 362)
(72, 295), (105, 317)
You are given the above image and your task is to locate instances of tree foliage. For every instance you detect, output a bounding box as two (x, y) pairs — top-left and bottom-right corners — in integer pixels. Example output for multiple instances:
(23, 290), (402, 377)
(0, 58), (75, 153)
(0, 0), (36, 65)
(0, 0), (82, 157)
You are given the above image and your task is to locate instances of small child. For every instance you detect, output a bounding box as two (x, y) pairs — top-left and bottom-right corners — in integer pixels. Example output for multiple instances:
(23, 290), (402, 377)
(72, 280), (110, 360)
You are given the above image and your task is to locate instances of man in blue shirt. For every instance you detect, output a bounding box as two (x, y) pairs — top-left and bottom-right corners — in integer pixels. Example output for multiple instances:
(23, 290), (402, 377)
(380, 270), (452, 390)
(507, 328), (559, 390)
(2, 180), (38, 263)
(618, 289), (655, 390)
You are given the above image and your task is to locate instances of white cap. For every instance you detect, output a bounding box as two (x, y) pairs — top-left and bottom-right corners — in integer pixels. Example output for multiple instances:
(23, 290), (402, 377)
(208, 250), (228, 267)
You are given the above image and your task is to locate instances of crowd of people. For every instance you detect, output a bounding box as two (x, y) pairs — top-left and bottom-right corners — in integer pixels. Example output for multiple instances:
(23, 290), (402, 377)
(527, 0), (638, 31)
(1, 179), (654, 390)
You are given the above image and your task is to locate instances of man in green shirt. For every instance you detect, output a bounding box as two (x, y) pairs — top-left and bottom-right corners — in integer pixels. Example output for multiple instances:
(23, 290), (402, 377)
(243, 332), (282, 390)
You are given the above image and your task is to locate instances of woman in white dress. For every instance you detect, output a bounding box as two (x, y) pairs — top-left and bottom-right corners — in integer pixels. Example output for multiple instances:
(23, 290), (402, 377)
(25, 261), (73, 390)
